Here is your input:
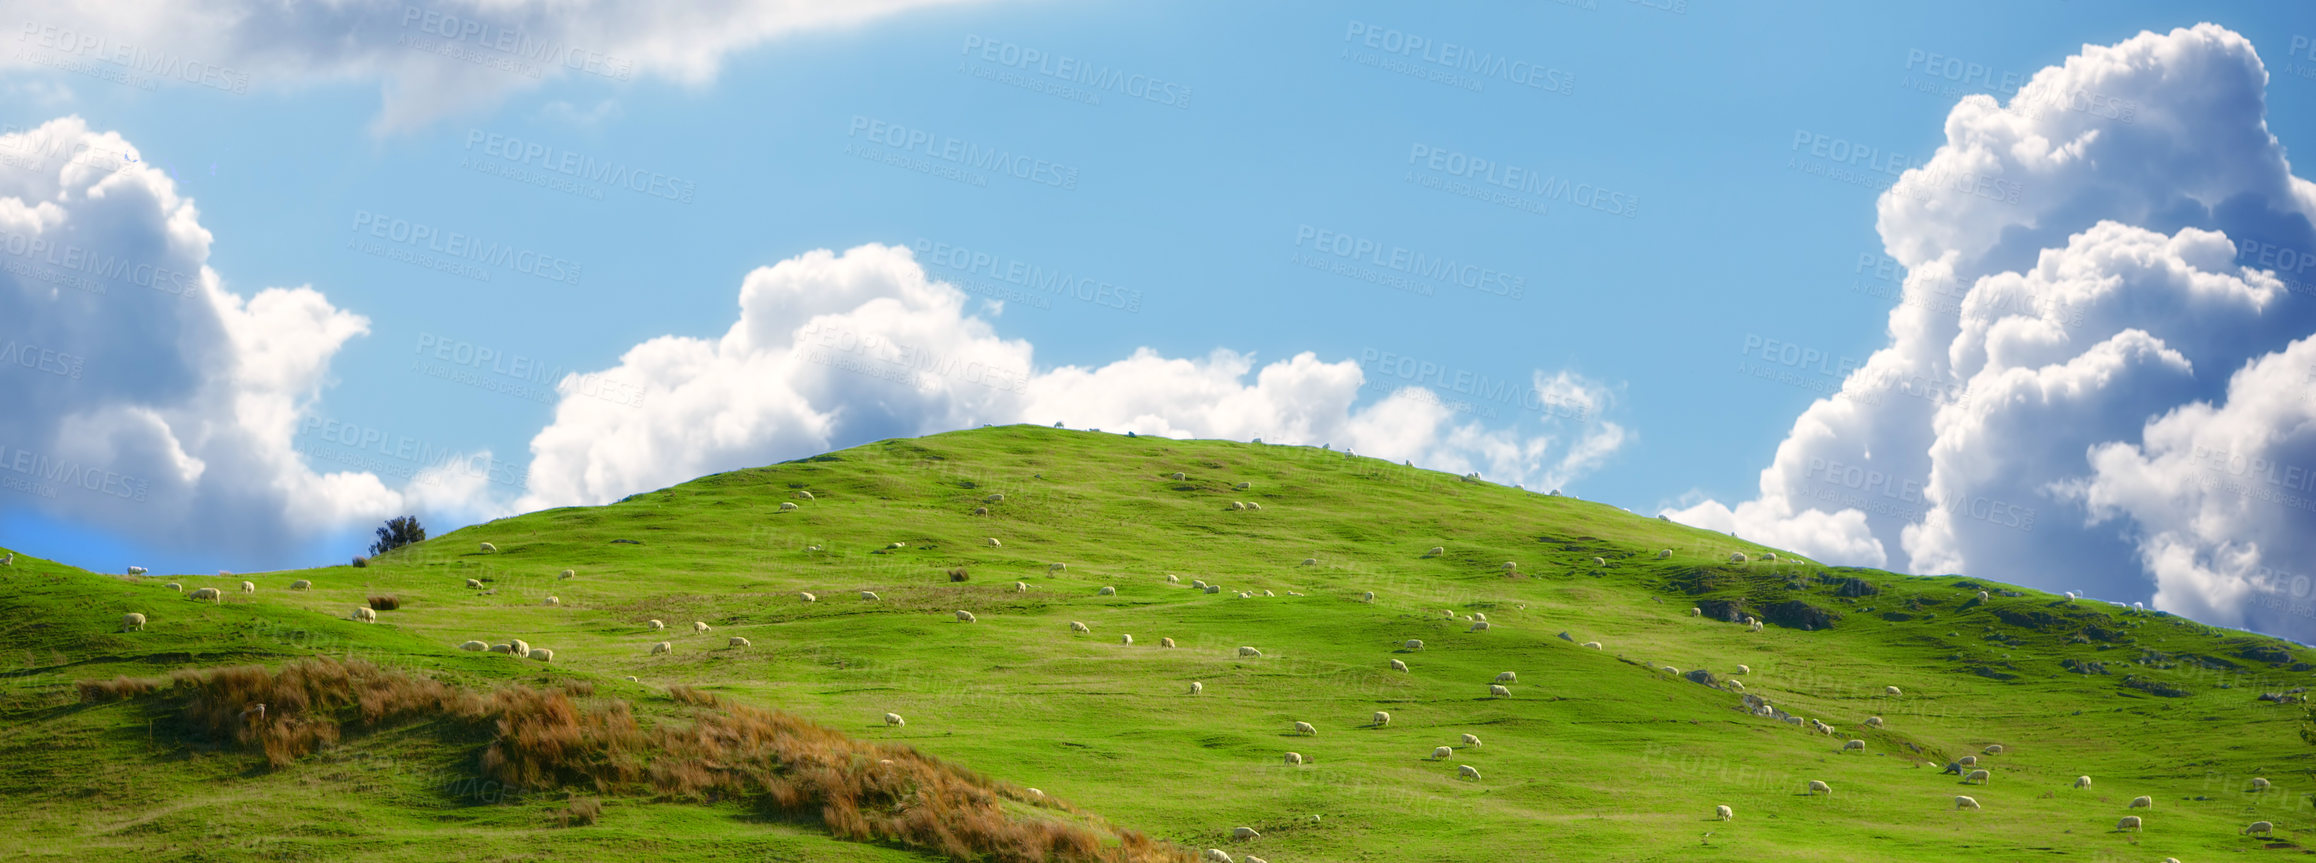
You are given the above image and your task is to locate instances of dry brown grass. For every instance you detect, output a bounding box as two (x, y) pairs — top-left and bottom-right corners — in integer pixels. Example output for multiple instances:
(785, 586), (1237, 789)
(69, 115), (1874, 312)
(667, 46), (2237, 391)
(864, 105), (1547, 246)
(80, 657), (1191, 862)
(366, 595), (401, 611)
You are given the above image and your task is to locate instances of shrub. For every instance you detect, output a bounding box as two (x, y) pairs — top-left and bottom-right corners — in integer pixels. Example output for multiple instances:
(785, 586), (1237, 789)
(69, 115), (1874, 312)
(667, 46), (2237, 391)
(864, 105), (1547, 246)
(366, 595), (400, 611)
(367, 515), (425, 557)
(555, 797), (603, 827)
(947, 568), (969, 583)
(351, 556), (368, 568)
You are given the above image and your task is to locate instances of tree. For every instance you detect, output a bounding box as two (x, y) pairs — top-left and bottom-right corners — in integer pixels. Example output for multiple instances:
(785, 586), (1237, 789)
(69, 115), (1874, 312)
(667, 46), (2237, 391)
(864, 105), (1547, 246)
(368, 515), (425, 557)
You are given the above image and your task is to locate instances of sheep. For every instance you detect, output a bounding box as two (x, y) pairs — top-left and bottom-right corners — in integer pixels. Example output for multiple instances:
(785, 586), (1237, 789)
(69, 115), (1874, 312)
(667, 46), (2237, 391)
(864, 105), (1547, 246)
(1977, 590), (1989, 601)
(121, 612), (146, 632)
(1495, 671), (1518, 683)
(1715, 804), (1734, 821)
(1372, 711), (1390, 727)
(1121, 634), (1135, 645)
(1663, 666), (1680, 675)
(1205, 585), (1221, 594)
(1656, 549), (1671, 559)
(352, 606), (377, 623)
(1749, 620), (1764, 632)
(1229, 502), (1246, 511)
(1245, 502), (1261, 510)
(1015, 582), (1029, 592)
(885, 712), (905, 727)
(1806, 780), (1831, 796)
(1262, 589), (1275, 597)
(693, 621), (711, 633)
(164, 583), (181, 592)
(1730, 553), (1748, 563)
(1098, 586), (1117, 596)
(1049, 563), (1066, 572)
(795, 490), (815, 500)
(544, 596), (560, 606)
(289, 579), (311, 590)
(1161, 637), (1176, 647)
(1964, 769), (1990, 785)
(985, 493), (1005, 503)
(127, 565), (147, 575)
(1954, 795), (1980, 811)
(1591, 556), (1608, 567)
(1458, 764), (1482, 781)
(1502, 561), (1518, 571)
(1293, 721), (1316, 736)
(528, 648), (555, 662)
(1490, 684), (1512, 698)
(799, 591), (816, 603)
(1205, 850), (1233, 863)
(1166, 574), (1180, 583)
(1431, 746), (1453, 760)
(2252, 777), (2271, 791)
(1190, 681), (1203, 695)
(479, 542), (496, 553)
(1582, 641), (1602, 649)
(1473, 612), (1488, 622)
(466, 578), (483, 589)
(1234, 482), (1251, 490)
(651, 641), (672, 655)
(240, 581), (256, 594)
(1070, 621), (1091, 634)
(729, 636), (752, 648)
(1734, 664), (1751, 675)
(1885, 685), (1902, 696)
(1169, 472), (1187, 480)
(986, 537), (1002, 548)
(509, 638), (530, 656)
(886, 542), (907, 549)
(1237, 646), (1262, 658)
(2128, 795), (2152, 809)
(1390, 658), (1408, 672)
(1470, 621), (1490, 632)
(1864, 716), (1883, 728)
(2075, 775), (2092, 789)
(972, 506), (988, 516)
(2244, 820), (2275, 837)
(860, 591), (879, 601)
(779, 502), (799, 511)
(1404, 639), (1424, 650)
(1762, 552), (1778, 561)
(2113, 815), (2144, 832)
(1462, 733), (1481, 747)
(1426, 546), (1445, 556)
(559, 569), (575, 579)
(1691, 607), (1702, 617)
(489, 643), (514, 654)
(1959, 756), (1977, 768)
(458, 640), (487, 651)
(1192, 579), (1208, 589)
(1283, 752), (1303, 765)
(956, 610), (978, 622)
(648, 619), (665, 630)
(1363, 591), (1376, 602)
(1301, 558), (1318, 566)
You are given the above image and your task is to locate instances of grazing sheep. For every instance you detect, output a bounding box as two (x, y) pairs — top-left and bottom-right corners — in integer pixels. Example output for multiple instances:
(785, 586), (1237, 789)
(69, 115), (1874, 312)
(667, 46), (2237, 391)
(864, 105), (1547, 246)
(729, 636), (752, 648)
(1070, 621), (1091, 634)
(1363, 591), (1376, 602)
(1977, 590), (1989, 601)
(1502, 561), (1518, 571)
(1729, 553), (1748, 563)
(1842, 740), (1865, 752)
(887, 542), (907, 549)
(1189, 681), (1203, 695)
(972, 507), (988, 516)
(1229, 501), (1246, 511)
(1121, 634), (1134, 645)
(1964, 769), (1990, 785)
(289, 580), (311, 590)
(1456, 734), (1480, 750)
(352, 606), (376, 623)
(1490, 684), (1512, 698)
(1293, 721), (1316, 736)
(985, 493), (1004, 503)
(1301, 558), (1318, 566)
(1049, 563), (1066, 572)
(1166, 575), (1180, 583)
(1098, 586), (1116, 596)
(693, 621), (710, 633)
(1663, 666), (1680, 675)
(489, 643), (514, 654)
(240, 581), (255, 594)
(1885, 685), (1902, 696)
(1205, 851), (1233, 863)
(479, 542), (496, 553)
(1470, 621), (1490, 632)
(1263, 589), (1275, 597)
(459, 640), (487, 651)
(1192, 579), (1208, 589)
(1016, 582), (1029, 592)
(799, 591), (816, 603)
(509, 638), (530, 656)
(1245, 502), (1261, 510)
(650, 641), (672, 655)
(1170, 472), (1187, 481)
(1390, 658), (1408, 672)
(779, 502), (799, 511)
(121, 612), (146, 632)
(1161, 637), (1176, 647)
(885, 712), (905, 727)
(1458, 764), (1482, 781)
(1954, 795), (1980, 811)
(986, 537), (1002, 548)
(466, 578), (483, 589)
(648, 619), (665, 630)
(1959, 756), (1977, 768)
(559, 569), (575, 579)
(2252, 777), (2271, 791)
(164, 583), (181, 592)
(1404, 639), (1425, 650)
(1372, 711), (1390, 727)
(1582, 641), (1602, 649)
(2245, 820), (2275, 837)
(127, 565), (147, 575)
(1283, 752), (1303, 765)
(1806, 780), (1831, 796)
(1425, 546), (1446, 556)
(956, 610), (978, 622)
(1656, 549), (1671, 559)
(1749, 620), (1764, 632)
(2116, 815), (2142, 832)
(1238, 646), (1262, 658)
(528, 648), (554, 662)
(1432, 746), (1453, 760)
(1472, 612), (1487, 622)
(1495, 671), (1517, 683)
(1762, 552), (1778, 561)
(2075, 776), (2092, 789)
(1733, 664), (1751, 675)
(860, 591), (879, 601)
(1715, 805), (1734, 821)
(1691, 607), (1702, 617)
(544, 596), (560, 606)
(1864, 716), (1883, 728)
(2128, 796), (2152, 809)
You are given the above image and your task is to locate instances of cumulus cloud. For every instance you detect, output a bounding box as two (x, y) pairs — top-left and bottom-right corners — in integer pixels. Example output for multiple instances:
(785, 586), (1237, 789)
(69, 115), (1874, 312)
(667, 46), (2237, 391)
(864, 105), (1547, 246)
(516, 243), (1629, 512)
(0, 0), (988, 133)
(1669, 23), (2316, 641)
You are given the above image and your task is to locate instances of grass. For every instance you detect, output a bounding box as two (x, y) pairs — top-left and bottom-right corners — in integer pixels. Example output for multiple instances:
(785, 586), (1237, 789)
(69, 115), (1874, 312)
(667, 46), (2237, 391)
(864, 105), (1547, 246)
(1, 423), (2311, 861)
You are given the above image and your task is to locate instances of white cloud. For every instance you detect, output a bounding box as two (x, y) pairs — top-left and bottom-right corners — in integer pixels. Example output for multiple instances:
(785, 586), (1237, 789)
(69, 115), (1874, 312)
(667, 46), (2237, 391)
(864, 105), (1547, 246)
(516, 242), (1630, 512)
(1670, 24), (2316, 641)
(0, 0), (990, 133)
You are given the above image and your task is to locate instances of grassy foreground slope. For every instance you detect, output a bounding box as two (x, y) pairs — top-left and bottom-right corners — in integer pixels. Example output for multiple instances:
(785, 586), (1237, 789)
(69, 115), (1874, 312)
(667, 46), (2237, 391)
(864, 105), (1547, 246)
(3, 424), (2313, 862)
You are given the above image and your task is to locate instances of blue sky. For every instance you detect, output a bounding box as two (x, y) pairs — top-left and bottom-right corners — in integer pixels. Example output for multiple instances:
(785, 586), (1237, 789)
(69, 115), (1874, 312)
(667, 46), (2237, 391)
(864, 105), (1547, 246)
(6, 1), (2316, 641)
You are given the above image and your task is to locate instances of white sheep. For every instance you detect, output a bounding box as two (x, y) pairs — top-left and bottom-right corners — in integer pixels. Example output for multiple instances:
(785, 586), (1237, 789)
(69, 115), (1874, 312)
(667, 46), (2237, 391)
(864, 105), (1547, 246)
(1842, 740), (1865, 752)
(509, 638), (530, 656)
(986, 537), (1002, 548)
(1404, 639), (1424, 650)
(1729, 553), (1749, 563)
(528, 647), (555, 662)
(1494, 671), (1517, 684)
(1234, 482), (1251, 490)
(544, 596), (560, 606)
(2128, 795), (2152, 809)
(1749, 620), (1763, 632)
(1502, 561), (1518, 571)
(1691, 607), (1702, 617)
(1461, 733), (1481, 748)
(1431, 746), (1453, 760)
(693, 621), (711, 633)
(479, 542), (496, 553)
(1192, 579), (1208, 589)
(1363, 591), (1376, 602)
(2244, 820), (2275, 837)
(1205, 586), (1221, 594)
(1592, 556), (1608, 567)
(1656, 549), (1671, 559)
(1229, 501), (1246, 511)
(1864, 716), (1883, 728)
(729, 636), (752, 648)
(985, 493), (1004, 503)
(1473, 612), (1488, 622)
(352, 606), (377, 623)
(466, 578), (483, 589)
(1245, 501), (1261, 511)
(1885, 685), (1902, 696)
(1734, 664), (1751, 675)
(1761, 552), (1778, 561)
(1016, 582), (1029, 592)
(2252, 777), (2271, 791)
(1663, 666), (1680, 675)
(885, 712), (905, 727)
(1205, 850), (1233, 863)
(860, 591), (879, 601)
(648, 619), (666, 630)
(1490, 684), (1512, 698)
(1983, 744), (2004, 755)
(1977, 590), (1989, 601)
(1262, 589), (1275, 597)
(2074, 775), (2092, 789)
(559, 569), (575, 579)
(651, 641), (672, 655)
(1166, 575), (1180, 583)
(1121, 634), (1134, 645)
(799, 591), (816, 603)
(1169, 472), (1187, 480)
(796, 490), (814, 499)
(2116, 815), (2141, 831)
(239, 581), (255, 594)
(1954, 795), (1980, 811)
(127, 565), (147, 575)
(1389, 658), (1409, 672)
(956, 610), (977, 622)
(1964, 769), (1990, 785)
(1293, 721), (1317, 736)
(779, 502), (798, 512)
(289, 580), (311, 590)
(1806, 780), (1831, 796)
(1959, 756), (1977, 767)
(1470, 621), (1490, 632)
(1098, 586), (1116, 596)
(1301, 557), (1318, 566)
(1426, 546), (1445, 556)
(886, 541), (907, 549)
(121, 612), (147, 632)
(1238, 646), (1262, 658)
(1372, 711), (1390, 727)
(1582, 641), (1602, 649)
(1458, 764), (1482, 781)
(1161, 637), (1176, 648)
(1070, 621), (1091, 634)
(489, 643), (513, 654)
(459, 640), (487, 651)
(164, 583), (181, 592)
(1189, 681), (1203, 695)
(1049, 563), (1066, 572)
(1283, 752), (1303, 765)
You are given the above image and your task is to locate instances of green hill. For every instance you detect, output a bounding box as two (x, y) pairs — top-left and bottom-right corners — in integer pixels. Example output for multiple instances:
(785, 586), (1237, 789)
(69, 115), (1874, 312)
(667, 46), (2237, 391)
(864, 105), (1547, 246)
(3, 424), (2311, 862)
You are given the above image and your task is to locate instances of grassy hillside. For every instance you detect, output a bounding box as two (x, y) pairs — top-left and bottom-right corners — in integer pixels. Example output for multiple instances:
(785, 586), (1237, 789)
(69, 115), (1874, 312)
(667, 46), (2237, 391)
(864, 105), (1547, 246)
(3, 424), (2312, 862)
